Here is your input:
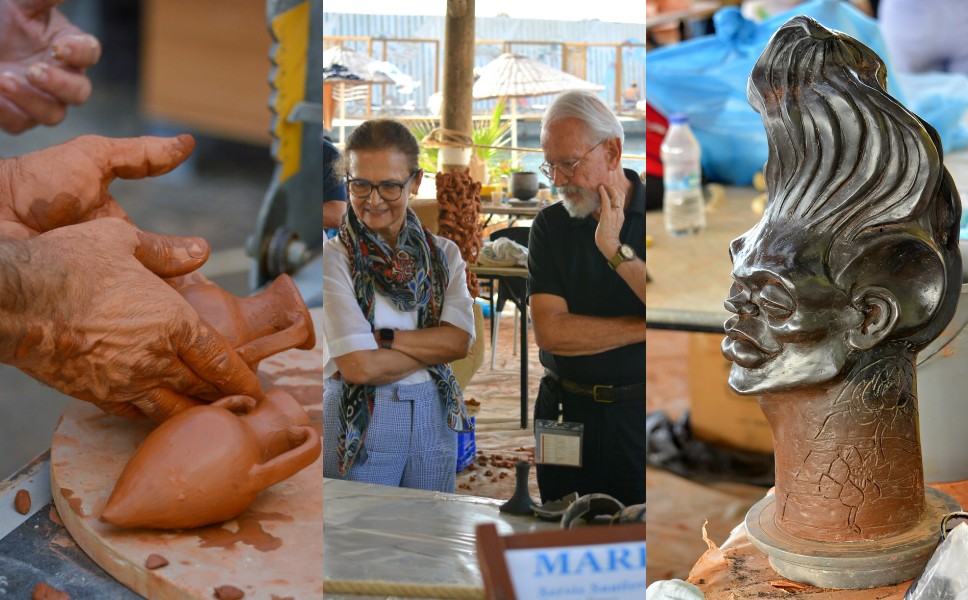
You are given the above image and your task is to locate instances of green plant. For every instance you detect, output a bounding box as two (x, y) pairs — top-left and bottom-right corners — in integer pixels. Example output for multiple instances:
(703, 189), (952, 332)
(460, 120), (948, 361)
(475, 100), (513, 182)
(407, 101), (512, 183)
(407, 117), (441, 175)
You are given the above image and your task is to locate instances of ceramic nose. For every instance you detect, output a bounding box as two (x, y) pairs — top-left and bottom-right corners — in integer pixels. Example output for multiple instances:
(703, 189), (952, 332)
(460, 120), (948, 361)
(739, 301), (759, 317)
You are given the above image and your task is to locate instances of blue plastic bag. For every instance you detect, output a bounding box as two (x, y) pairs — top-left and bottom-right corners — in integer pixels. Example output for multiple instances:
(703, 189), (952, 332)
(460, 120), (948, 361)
(646, 0), (968, 185)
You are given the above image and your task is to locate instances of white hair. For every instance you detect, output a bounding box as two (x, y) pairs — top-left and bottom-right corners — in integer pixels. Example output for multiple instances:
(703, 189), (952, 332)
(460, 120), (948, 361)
(541, 90), (625, 145)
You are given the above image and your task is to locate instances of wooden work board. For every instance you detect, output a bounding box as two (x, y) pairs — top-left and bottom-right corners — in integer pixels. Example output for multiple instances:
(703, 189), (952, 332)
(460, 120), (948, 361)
(49, 317), (324, 599)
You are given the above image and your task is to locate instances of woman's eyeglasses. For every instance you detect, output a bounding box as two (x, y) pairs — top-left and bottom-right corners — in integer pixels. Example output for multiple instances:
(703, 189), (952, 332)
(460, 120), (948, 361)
(346, 171), (420, 202)
(538, 139), (606, 180)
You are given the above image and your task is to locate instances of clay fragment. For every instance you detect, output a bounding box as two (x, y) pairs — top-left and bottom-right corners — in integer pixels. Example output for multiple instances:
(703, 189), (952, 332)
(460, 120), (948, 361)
(14, 489), (31, 514)
(145, 553), (169, 569)
(214, 584), (245, 599)
(32, 582), (69, 600)
(770, 580), (810, 591)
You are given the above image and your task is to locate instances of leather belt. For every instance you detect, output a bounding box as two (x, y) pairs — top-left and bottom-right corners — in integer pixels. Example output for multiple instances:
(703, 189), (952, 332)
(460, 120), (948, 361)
(544, 370), (644, 403)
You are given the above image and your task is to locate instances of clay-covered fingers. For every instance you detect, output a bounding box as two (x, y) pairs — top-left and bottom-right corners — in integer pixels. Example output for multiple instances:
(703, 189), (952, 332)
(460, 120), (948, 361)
(127, 387), (206, 423)
(134, 229), (210, 279)
(93, 134), (196, 180)
(24, 61), (93, 106)
(50, 33), (101, 69)
(92, 399), (150, 420)
(178, 326), (266, 402)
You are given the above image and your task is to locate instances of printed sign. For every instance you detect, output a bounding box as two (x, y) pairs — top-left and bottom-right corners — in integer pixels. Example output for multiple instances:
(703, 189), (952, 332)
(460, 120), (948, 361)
(505, 541), (646, 599)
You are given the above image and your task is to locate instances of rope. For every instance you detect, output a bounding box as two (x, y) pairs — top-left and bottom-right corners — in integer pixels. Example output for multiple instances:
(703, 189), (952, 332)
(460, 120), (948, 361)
(324, 578), (485, 599)
(421, 127), (474, 149)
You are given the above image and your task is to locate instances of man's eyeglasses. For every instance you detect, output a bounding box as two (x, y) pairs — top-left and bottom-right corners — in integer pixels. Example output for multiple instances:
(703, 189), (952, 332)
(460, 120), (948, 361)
(346, 170), (421, 202)
(538, 139), (606, 180)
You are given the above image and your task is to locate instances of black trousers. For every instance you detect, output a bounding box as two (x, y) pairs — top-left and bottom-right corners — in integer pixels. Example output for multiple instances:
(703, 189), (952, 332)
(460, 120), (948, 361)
(533, 374), (646, 506)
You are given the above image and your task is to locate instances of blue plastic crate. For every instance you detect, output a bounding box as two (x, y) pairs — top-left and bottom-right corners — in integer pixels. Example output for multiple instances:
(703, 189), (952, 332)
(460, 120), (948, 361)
(475, 297), (491, 318)
(456, 416), (476, 473)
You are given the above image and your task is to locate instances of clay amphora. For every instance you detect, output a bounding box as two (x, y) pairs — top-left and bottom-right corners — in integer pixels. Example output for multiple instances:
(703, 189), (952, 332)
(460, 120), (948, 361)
(100, 389), (321, 529)
(168, 272), (316, 369)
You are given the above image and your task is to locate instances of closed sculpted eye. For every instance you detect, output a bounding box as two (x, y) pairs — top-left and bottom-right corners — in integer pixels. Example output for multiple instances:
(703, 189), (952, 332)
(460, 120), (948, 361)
(759, 283), (795, 319)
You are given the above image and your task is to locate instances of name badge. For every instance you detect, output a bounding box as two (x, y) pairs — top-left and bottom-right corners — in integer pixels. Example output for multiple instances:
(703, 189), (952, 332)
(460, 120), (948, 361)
(535, 419), (584, 467)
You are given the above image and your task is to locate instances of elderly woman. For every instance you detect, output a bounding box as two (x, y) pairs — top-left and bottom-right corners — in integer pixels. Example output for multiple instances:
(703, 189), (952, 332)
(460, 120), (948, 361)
(322, 119), (476, 492)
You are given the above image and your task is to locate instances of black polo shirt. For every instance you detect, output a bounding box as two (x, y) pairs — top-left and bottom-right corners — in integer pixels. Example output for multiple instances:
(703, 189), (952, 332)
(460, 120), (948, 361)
(526, 168), (646, 386)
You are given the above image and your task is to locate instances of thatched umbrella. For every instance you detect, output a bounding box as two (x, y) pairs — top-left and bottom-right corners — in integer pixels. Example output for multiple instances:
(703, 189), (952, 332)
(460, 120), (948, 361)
(472, 53), (605, 163)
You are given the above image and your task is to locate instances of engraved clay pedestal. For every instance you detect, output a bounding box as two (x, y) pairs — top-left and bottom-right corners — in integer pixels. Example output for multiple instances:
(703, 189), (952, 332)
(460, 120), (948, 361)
(745, 487), (958, 589)
(721, 17), (963, 589)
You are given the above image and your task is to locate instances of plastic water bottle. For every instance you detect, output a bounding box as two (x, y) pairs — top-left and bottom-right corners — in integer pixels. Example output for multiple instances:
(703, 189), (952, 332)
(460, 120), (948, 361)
(661, 114), (705, 236)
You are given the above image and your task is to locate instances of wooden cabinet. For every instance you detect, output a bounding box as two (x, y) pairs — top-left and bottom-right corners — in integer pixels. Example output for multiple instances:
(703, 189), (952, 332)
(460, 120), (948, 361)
(140, 0), (273, 144)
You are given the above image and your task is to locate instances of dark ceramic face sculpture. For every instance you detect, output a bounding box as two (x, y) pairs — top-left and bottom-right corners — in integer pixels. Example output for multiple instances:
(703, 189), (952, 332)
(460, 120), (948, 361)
(722, 16), (962, 543)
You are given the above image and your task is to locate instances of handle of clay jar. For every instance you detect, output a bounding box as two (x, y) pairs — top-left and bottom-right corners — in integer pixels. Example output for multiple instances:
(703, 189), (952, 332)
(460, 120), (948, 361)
(236, 313), (313, 366)
(246, 425), (321, 492)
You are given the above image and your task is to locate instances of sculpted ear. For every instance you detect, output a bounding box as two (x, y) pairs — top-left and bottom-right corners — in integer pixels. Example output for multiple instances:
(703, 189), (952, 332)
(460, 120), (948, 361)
(847, 286), (900, 350)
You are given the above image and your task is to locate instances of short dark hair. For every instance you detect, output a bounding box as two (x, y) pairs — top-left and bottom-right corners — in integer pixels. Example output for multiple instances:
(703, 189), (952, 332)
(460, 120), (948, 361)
(335, 118), (421, 178)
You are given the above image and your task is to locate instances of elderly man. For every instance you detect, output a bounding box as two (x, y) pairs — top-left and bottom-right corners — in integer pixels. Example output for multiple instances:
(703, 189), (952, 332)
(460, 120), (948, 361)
(527, 90), (647, 506)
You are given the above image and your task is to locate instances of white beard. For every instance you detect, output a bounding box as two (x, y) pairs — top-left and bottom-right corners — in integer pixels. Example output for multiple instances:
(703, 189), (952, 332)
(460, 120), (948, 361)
(559, 185), (600, 218)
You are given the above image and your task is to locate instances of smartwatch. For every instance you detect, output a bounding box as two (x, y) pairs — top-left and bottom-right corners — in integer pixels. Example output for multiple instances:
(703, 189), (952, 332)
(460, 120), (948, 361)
(378, 328), (395, 349)
(608, 244), (636, 270)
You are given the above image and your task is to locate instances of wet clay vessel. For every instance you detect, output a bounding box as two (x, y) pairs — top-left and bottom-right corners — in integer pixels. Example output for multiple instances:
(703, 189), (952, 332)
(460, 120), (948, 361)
(169, 272), (316, 369)
(100, 389), (320, 529)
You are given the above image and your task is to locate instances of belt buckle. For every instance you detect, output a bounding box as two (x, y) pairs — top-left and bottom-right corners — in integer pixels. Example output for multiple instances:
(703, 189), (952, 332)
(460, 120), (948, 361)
(592, 384), (614, 403)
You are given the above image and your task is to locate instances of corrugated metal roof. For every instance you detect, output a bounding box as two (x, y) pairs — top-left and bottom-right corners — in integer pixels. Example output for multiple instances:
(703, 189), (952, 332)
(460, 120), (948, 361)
(322, 13), (645, 115)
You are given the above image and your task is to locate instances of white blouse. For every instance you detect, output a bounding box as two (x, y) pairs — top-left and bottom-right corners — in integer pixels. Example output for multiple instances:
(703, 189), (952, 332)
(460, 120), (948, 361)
(322, 233), (476, 384)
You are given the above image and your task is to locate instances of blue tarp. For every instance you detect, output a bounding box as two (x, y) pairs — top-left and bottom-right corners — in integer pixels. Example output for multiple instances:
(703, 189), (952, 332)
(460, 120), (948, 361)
(645, 0), (968, 185)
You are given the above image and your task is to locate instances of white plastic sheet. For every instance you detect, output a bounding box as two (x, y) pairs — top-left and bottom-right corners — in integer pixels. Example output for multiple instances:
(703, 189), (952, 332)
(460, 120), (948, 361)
(906, 522), (968, 600)
(323, 478), (558, 599)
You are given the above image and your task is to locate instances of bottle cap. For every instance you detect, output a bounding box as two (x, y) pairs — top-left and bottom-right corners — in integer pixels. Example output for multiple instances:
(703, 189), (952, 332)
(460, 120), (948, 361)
(669, 114), (689, 124)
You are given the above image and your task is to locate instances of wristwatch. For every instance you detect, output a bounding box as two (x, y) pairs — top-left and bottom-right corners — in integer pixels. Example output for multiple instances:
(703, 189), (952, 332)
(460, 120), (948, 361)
(608, 244), (636, 270)
(378, 328), (395, 349)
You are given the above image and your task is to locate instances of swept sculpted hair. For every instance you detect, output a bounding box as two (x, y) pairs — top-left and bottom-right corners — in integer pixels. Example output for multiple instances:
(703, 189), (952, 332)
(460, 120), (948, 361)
(744, 16), (961, 350)
(541, 89), (625, 145)
(334, 118), (421, 177)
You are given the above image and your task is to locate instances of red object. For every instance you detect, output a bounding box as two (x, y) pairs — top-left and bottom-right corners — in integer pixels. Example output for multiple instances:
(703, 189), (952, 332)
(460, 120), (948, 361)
(645, 103), (667, 178)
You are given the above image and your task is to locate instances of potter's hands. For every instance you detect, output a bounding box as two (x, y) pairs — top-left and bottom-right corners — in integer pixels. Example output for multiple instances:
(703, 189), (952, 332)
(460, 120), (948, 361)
(594, 184), (625, 259)
(0, 0), (101, 133)
(0, 218), (265, 421)
(0, 134), (195, 239)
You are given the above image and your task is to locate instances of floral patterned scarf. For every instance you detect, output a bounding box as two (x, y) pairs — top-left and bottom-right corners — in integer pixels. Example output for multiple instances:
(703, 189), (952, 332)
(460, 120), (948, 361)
(336, 205), (474, 475)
